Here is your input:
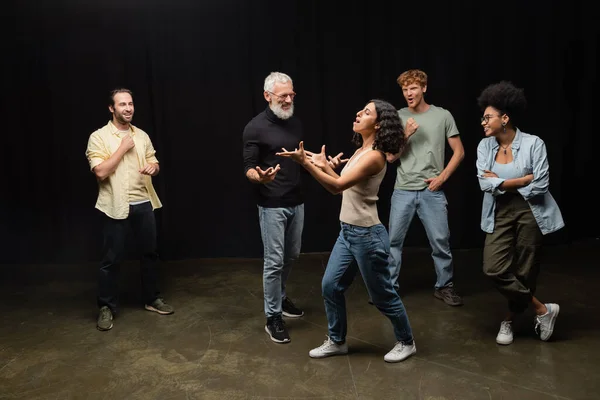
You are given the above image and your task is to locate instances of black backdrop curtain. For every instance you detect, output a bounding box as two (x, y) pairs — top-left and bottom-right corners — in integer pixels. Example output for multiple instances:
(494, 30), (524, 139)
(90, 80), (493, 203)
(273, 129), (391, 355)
(2, 0), (598, 264)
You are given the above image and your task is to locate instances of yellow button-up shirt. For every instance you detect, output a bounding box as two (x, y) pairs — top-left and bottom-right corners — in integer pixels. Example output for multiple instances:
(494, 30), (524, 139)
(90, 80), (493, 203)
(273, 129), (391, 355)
(86, 121), (162, 219)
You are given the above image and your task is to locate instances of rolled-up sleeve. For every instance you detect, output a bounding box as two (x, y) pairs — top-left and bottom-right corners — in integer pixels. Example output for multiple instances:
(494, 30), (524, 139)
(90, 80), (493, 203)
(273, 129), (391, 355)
(86, 132), (109, 171)
(145, 134), (159, 164)
(518, 137), (549, 200)
(476, 140), (505, 196)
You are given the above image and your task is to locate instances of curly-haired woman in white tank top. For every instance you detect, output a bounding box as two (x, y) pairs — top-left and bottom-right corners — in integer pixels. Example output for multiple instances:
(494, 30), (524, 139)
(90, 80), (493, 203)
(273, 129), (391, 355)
(277, 99), (416, 363)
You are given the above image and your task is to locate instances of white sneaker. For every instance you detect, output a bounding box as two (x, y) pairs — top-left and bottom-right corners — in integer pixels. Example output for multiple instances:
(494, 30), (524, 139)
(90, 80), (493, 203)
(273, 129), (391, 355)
(384, 341), (416, 363)
(496, 321), (513, 345)
(535, 303), (560, 341)
(309, 336), (348, 358)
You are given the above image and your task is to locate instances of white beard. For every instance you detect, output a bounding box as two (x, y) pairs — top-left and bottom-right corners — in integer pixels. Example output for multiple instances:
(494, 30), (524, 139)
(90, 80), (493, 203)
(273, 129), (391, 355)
(270, 102), (294, 120)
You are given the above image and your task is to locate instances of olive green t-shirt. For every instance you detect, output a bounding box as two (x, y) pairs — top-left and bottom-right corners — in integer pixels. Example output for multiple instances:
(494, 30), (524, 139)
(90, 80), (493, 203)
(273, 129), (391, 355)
(395, 105), (459, 190)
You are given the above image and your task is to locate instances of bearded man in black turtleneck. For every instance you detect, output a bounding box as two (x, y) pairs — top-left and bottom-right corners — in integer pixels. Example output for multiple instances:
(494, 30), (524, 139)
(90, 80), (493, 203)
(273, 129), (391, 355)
(242, 72), (305, 344)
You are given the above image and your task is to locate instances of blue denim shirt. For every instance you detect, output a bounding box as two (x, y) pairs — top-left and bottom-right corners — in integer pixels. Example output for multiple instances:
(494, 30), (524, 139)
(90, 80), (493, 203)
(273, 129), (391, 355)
(476, 129), (565, 235)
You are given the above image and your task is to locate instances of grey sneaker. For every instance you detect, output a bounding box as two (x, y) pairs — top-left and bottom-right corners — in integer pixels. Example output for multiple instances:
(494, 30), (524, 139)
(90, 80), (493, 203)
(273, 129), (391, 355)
(496, 321), (513, 345)
(434, 286), (463, 306)
(97, 306), (113, 331)
(384, 341), (416, 363)
(145, 298), (174, 315)
(535, 303), (560, 341)
(309, 337), (348, 358)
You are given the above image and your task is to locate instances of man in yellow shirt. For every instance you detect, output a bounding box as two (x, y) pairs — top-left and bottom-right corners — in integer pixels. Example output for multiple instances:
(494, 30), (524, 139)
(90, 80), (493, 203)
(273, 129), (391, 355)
(86, 88), (174, 331)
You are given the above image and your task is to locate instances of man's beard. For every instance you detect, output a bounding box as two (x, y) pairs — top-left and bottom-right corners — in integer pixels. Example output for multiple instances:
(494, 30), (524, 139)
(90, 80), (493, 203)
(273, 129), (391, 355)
(270, 102), (294, 120)
(115, 111), (133, 125)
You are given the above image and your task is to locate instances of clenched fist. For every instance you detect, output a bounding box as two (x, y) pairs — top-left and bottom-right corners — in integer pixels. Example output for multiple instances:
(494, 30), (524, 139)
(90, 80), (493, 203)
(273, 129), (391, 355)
(405, 117), (419, 138)
(119, 135), (135, 152)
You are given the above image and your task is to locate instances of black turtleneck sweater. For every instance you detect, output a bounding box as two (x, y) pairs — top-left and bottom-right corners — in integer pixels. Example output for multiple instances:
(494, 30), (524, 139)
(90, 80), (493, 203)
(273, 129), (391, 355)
(242, 107), (304, 207)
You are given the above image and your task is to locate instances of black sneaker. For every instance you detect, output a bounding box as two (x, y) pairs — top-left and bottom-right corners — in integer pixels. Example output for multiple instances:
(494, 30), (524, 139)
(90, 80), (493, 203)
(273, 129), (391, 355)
(282, 297), (304, 318)
(265, 315), (290, 343)
(97, 306), (113, 331)
(434, 286), (463, 306)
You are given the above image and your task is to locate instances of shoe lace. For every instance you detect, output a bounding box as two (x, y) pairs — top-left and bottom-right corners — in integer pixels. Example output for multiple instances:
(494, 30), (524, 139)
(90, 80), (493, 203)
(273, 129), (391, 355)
(500, 321), (512, 335)
(391, 342), (405, 353)
(318, 337), (336, 350)
(100, 308), (112, 319)
(534, 315), (544, 334)
(273, 317), (286, 333)
(446, 287), (461, 301)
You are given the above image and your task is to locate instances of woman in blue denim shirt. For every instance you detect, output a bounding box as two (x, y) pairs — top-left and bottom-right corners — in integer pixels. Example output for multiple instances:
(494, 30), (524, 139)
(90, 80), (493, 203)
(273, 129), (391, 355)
(476, 81), (564, 345)
(277, 99), (416, 363)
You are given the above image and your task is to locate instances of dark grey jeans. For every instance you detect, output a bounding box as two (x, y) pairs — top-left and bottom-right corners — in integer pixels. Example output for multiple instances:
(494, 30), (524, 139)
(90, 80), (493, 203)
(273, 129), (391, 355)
(98, 202), (160, 312)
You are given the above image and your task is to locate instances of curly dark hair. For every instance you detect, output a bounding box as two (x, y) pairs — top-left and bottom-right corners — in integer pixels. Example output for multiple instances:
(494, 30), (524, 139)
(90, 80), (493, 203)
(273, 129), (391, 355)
(352, 99), (406, 154)
(477, 81), (527, 128)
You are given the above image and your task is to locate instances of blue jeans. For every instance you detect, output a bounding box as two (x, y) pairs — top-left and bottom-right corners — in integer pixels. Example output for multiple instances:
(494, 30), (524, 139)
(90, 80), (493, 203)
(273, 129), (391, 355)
(388, 188), (454, 290)
(258, 204), (304, 318)
(322, 223), (413, 344)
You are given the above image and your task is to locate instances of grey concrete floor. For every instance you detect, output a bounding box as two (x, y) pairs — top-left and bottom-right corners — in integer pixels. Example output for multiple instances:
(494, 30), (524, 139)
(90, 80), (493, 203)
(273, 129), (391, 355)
(0, 240), (598, 399)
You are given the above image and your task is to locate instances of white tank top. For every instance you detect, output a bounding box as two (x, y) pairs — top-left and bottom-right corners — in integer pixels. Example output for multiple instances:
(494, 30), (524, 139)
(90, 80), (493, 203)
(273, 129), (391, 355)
(339, 148), (386, 227)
